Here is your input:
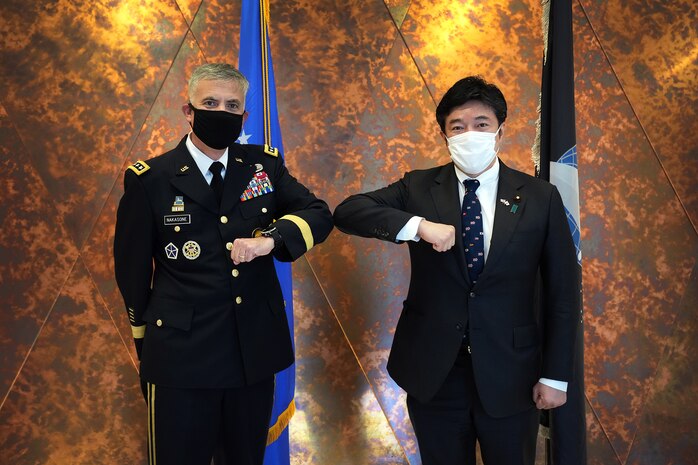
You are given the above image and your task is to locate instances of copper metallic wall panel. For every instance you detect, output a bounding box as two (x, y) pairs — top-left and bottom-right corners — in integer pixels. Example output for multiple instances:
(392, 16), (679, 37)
(0, 259), (145, 464)
(0, 0), (190, 248)
(270, 0), (399, 202)
(190, 0), (241, 65)
(0, 104), (80, 405)
(291, 256), (408, 465)
(580, 0), (698, 229)
(124, 32), (206, 162)
(625, 266), (698, 464)
(573, 2), (698, 463)
(385, 1), (411, 28)
(585, 400), (622, 465)
(178, 0), (203, 25)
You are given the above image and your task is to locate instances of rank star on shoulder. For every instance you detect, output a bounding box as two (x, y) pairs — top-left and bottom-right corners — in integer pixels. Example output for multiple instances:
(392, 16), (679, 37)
(237, 129), (252, 144)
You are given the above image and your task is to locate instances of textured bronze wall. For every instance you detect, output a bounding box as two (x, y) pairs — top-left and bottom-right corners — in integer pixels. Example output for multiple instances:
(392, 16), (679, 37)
(0, 0), (696, 464)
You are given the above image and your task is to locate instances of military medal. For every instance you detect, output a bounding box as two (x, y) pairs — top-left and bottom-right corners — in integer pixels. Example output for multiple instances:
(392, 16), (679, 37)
(240, 171), (274, 201)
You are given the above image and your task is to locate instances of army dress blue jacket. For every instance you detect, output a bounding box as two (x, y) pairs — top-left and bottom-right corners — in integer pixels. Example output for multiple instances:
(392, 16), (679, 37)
(114, 136), (333, 388)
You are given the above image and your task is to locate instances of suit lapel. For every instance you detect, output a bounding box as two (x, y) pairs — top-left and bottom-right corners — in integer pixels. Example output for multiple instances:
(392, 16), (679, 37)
(169, 141), (220, 214)
(482, 162), (526, 275)
(430, 164), (470, 286)
(220, 145), (256, 213)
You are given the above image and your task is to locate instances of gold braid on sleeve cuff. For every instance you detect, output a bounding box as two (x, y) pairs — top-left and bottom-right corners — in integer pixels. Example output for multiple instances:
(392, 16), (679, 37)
(278, 214), (314, 251)
(131, 324), (146, 339)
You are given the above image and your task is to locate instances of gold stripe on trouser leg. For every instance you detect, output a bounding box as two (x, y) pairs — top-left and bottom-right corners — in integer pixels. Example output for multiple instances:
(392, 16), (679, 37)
(148, 383), (157, 465)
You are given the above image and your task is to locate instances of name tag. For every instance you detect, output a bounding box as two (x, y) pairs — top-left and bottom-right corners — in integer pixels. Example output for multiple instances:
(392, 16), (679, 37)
(164, 214), (191, 226)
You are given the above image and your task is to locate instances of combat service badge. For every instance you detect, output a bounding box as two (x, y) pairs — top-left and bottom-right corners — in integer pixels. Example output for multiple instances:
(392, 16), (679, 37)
(171, 196), (185, 212)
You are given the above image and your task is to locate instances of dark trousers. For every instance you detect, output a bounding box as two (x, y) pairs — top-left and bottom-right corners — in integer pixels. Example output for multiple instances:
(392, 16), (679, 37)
(145, 378), (274, 465)
(407, 344), (538, 465)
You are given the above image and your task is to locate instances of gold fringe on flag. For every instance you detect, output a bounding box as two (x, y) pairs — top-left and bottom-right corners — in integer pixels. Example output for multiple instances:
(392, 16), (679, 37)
(532, 95), (542, 172)
(532, 0), (551, 172)
(266, 399), (296, 445)
(542, 0), (551, 65)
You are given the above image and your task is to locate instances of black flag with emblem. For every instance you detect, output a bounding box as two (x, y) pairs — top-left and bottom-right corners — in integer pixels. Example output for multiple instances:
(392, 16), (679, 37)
(533, 0), (587, 464)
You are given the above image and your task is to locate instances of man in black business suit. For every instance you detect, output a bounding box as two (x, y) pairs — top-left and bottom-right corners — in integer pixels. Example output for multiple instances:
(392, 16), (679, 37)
(333, 76), (579, 465)
(113, 63), (332, 465)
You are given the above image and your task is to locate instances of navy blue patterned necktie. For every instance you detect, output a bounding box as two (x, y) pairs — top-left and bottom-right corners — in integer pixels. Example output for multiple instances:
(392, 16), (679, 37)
(462, 179), (484, 283)
(209, 161), (224, 205)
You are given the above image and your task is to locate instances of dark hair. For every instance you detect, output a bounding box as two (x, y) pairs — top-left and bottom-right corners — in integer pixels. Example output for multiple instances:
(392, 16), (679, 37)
(435, 76), (507, 132)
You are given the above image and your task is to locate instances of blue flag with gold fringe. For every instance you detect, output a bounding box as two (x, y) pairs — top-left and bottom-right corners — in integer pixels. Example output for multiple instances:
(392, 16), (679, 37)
(238, 1), (295, 463)
(533, 0), (587, 464)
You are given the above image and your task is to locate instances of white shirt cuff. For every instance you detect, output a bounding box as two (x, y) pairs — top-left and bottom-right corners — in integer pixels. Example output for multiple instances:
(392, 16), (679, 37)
(396, 216), (424, 242)
(539, 378), (568, 392)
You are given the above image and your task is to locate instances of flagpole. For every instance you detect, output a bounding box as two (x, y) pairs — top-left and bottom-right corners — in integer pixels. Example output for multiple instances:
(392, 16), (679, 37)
(239, 1), (295, 464)
(532, 1), (587, 464)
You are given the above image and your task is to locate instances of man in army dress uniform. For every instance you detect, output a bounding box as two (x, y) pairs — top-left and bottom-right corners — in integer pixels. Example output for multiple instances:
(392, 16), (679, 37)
(114, 63), (333, 465)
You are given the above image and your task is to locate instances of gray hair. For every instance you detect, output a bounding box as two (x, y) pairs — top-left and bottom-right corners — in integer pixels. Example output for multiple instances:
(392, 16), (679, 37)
(188, 63), (250, 102)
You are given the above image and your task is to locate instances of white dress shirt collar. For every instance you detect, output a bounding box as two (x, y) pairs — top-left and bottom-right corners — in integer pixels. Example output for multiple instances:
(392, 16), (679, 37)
(185, 133), (229, 182)
(453, 157), (500, 186)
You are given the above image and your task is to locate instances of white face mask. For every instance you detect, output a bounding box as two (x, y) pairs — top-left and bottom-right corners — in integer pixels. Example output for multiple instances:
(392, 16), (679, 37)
(447, 126), (501, 177)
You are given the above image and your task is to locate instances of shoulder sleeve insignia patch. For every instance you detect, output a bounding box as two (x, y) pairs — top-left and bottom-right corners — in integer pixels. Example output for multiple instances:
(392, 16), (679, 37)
(263, 144), (279, 157)
(127, 160), (150, 176)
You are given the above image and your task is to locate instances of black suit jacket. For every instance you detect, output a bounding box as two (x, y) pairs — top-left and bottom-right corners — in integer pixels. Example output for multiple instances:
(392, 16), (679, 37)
(114, 137), (333, 388)
(333, 160), (579, 418)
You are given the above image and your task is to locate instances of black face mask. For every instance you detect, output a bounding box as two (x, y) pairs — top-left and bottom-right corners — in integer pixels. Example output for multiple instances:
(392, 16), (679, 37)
(189, 104), (244, 150)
